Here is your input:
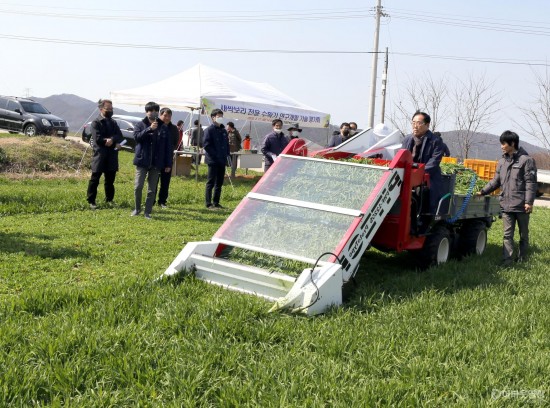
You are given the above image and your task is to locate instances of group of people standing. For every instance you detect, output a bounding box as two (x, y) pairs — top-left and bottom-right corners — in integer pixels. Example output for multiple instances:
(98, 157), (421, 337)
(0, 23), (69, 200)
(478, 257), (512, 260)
(327, 121), (359, 148)
(86, 101), (235, 218)
(86, 100), (178, 219)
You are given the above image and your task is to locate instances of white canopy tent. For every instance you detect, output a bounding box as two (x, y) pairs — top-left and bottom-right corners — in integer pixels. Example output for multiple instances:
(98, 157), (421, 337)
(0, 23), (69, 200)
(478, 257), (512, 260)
(111, 63), (330, 128)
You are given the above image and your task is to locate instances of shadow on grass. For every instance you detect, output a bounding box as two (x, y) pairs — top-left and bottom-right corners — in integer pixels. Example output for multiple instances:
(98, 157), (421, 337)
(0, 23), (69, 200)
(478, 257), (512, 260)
(344, 242), (507, 313)
(0, 231), (88, 259)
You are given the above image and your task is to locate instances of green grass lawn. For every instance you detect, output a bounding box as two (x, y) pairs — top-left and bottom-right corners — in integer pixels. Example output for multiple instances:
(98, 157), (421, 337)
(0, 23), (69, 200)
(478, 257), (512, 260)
(1, 135), (549, 406)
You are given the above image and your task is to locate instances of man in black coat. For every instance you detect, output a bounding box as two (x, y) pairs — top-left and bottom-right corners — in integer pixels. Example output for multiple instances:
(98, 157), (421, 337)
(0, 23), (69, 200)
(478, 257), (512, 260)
(156, 108), (180, 208)
(402, 111), (445, 213)
(203, 108), (229, 209)
(86, 99), (124, 209)
(328, 122), (351, 148)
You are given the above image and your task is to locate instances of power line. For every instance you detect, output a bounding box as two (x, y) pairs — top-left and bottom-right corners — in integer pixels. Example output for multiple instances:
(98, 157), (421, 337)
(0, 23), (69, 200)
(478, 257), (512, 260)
(0, 6), (375, 22)
(392, 51), (550, 67)
(0, 33), (374, 54)
(2, 31), (548, 67)
(388, 7), (550, 28)
(388, 10), (550, 37)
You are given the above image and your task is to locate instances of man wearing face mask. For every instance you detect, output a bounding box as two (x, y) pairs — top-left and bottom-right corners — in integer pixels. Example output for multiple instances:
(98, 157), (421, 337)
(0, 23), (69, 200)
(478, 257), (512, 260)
(328, 122), (351, 148)
(287, 123), (303, 140)
(131, 102), (173, 219)
(86, 98), (124, 210)
(203, 109), (230, 209)
(261, 119), (289, 172)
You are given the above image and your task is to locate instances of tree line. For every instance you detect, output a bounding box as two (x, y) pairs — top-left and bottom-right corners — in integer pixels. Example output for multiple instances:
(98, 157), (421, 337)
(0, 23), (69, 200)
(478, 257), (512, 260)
(389, 71), (550, 165)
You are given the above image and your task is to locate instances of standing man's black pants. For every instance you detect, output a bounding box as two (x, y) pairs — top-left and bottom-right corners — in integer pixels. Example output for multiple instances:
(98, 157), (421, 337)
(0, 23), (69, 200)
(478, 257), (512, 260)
(205, 164), (225, 207)
(87, 171), (117, 204)
(157, 170), (172, 205)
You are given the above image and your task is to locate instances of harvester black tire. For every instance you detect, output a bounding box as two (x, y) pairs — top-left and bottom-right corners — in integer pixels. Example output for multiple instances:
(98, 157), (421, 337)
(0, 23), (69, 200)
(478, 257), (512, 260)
(418, 226), (451, 269)
(458, 220), (487, 257)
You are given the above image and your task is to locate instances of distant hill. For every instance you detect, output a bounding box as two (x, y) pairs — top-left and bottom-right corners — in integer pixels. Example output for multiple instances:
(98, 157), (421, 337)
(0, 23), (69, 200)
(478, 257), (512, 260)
(32, 94), (191, 135)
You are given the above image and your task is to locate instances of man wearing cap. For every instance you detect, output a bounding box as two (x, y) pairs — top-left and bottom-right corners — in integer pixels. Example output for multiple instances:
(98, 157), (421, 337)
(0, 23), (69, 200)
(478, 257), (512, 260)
(287, 123), (302, 140)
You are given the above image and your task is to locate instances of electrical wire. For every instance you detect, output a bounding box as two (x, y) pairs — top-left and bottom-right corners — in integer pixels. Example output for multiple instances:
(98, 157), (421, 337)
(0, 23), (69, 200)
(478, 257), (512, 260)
(0, 6), (375, 23)
(0, 33), (375, 54)
(295, 251), (342, 312)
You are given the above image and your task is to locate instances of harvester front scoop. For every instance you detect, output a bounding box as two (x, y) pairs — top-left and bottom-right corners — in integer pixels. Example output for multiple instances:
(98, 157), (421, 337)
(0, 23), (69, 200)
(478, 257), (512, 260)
(162, 149), (408, 315)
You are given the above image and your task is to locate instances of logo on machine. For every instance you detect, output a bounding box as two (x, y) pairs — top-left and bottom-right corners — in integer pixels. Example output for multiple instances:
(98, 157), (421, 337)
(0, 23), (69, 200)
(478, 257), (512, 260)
(348, 234), (364, 260)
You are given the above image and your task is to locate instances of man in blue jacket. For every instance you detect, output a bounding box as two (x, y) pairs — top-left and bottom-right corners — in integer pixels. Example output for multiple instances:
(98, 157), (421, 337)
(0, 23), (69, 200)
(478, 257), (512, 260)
(402, 111), (445, 213)
(131, 102), (174, 219)
(203, 108), (230, 209)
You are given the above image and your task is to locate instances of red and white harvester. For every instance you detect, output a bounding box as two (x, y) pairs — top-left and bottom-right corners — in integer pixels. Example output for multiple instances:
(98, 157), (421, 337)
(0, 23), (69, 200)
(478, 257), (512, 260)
(162, 127), (501, 315)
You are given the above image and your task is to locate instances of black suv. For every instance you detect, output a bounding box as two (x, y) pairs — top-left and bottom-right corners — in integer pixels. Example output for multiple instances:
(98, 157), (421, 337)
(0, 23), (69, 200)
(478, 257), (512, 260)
(0, 96), (69, 137)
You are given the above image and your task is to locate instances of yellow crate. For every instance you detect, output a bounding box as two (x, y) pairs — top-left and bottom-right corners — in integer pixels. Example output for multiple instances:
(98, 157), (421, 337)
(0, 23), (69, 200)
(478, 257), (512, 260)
(441, 156), (458, 164)
(463, 159), (497, 181)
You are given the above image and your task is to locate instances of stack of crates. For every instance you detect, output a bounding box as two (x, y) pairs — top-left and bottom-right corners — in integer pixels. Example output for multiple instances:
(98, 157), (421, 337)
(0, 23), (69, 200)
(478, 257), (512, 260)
(463, 158), (499, 195)
(463, 159), (497, 181)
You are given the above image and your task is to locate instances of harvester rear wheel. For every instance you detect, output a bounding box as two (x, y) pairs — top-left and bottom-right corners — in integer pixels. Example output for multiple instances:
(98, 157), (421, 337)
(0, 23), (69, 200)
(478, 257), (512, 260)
(458, 221), (487, 257)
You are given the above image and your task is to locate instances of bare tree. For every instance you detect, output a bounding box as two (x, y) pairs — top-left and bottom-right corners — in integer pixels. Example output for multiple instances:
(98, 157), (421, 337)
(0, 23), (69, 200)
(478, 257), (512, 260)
(453, 73), (501, 159)
(388, 100), (411, 135)
(389, 73), (450, 134)
(516, 69), (550, 156)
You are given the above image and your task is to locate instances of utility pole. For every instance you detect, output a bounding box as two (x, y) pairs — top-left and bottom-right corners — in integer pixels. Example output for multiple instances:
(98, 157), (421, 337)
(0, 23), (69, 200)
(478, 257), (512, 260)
(380, 47), (389, 124)
(367, 0), (383, 129)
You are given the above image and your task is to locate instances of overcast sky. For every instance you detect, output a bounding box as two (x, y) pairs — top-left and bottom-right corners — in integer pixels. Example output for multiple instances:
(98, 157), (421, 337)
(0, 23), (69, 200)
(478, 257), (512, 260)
(1, 0), (549, 145)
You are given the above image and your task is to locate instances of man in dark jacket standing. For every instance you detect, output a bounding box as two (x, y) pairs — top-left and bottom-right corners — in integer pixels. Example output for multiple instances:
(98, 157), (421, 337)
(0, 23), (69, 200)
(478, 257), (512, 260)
(227, 121), (242, 177)
(86, 99), (124, 209)
(131, 102), (174, 219)
(328, 122), (351, 148)
(478, 131), (537, 266)
(190, 119), (204, 165)
(156, 108), (180, 208)
(261, 119), (288, 172)
(402, 111), (445, 213)
(203, 108), (229, 209)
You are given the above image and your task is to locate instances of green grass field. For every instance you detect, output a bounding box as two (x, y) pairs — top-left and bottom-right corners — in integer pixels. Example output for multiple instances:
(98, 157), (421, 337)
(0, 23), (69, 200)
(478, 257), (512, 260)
(0, 135), (549, 406)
